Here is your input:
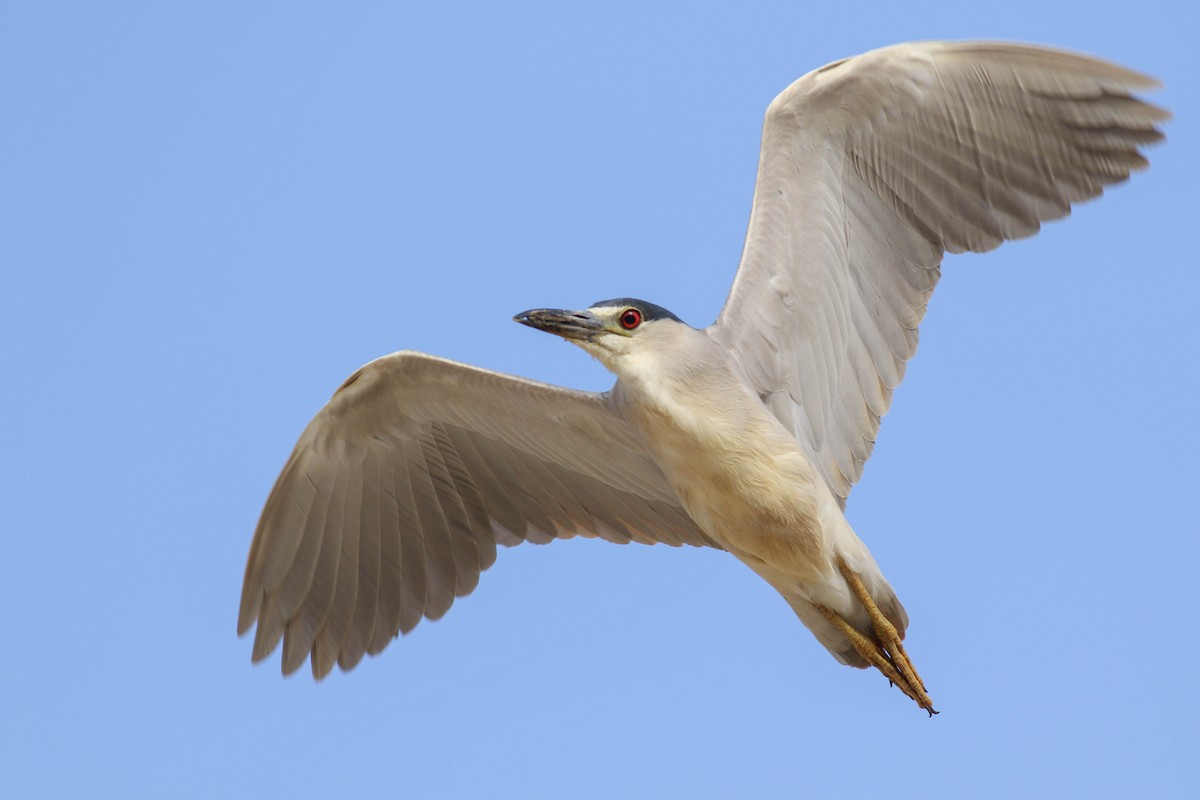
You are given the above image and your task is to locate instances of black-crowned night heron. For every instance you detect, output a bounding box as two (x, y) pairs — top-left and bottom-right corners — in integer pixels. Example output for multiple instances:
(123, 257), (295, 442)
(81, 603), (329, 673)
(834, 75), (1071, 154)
(238, 41), (1166, 714)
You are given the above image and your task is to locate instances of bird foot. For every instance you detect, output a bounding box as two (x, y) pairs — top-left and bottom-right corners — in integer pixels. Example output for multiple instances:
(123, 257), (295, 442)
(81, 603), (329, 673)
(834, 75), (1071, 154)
(817, 557), (937, 716)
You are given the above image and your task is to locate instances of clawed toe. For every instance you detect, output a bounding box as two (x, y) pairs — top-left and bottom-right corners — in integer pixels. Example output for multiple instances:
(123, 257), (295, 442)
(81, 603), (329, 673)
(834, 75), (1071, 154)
(817, 557), (937, 715)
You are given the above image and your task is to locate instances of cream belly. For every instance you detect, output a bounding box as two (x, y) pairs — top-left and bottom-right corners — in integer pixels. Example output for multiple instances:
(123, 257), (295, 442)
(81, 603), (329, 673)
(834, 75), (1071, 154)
(625, 385), (831, 585)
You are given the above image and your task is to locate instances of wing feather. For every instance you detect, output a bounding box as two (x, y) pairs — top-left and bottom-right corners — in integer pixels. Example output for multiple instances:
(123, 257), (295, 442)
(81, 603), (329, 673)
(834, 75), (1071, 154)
(369, 451), (406, 653)
(410, 435), (463, 621)
(312, 455), (363, 677)
(281, 459), (346, 674)
(338, 445), (381, 671)
(394, 442), (429, 635)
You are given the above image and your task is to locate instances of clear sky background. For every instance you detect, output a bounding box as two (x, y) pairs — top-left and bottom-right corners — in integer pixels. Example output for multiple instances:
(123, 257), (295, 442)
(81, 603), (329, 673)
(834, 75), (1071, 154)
(3, 2), (1196, 798)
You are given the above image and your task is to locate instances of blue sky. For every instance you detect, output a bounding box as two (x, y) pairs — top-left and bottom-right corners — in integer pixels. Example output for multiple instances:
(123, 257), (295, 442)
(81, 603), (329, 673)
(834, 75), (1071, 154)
(3, 2), (1196, 797)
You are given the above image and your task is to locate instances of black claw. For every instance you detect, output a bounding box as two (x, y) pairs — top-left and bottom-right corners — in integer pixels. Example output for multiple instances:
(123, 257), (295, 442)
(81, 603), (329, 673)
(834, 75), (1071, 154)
(926, 708), (940, 718)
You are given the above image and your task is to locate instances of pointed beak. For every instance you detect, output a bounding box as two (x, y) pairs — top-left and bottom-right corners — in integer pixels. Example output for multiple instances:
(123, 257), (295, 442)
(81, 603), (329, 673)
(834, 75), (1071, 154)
(513, 308), (607, 342)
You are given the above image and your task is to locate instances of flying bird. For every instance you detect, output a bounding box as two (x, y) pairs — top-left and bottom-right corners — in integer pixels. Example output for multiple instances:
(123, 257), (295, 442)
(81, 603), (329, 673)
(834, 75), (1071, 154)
(238, 41), (1167, 713)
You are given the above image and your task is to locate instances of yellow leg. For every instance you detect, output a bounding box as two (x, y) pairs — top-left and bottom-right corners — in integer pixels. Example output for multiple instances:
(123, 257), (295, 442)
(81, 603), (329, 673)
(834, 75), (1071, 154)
(826, 557), (938, 716)
(815, 604), (923, 705)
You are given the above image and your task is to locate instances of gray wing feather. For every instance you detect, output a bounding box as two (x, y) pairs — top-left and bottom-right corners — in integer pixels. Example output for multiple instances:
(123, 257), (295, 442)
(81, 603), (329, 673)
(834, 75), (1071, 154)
(710, 40), (1167, 505)
(338, 444), (380, 670)
(239, 351), (714, 677)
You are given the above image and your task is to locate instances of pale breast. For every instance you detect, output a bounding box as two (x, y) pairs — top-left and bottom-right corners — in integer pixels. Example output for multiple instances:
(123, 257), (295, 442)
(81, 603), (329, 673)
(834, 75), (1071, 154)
(631, 396), (827, 575)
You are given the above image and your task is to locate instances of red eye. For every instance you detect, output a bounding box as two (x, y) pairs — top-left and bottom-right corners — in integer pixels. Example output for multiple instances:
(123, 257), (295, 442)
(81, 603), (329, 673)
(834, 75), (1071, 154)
(619, 308), (642, 330)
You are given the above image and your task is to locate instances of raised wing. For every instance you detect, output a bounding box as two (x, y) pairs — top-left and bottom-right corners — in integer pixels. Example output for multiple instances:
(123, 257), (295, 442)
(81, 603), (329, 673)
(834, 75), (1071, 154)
(238, 352), (712, 677)
(709, 41), (1168, 506)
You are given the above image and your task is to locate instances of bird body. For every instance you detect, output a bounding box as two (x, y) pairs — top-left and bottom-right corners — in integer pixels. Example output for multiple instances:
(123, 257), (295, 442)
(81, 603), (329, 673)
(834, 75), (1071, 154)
(239, 41), (1166, 712)
(603, 320), (897, 659)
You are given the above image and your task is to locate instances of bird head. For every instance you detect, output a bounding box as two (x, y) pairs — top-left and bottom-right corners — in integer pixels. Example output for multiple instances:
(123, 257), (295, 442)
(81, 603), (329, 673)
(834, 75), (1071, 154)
(514, 298), (690, 375)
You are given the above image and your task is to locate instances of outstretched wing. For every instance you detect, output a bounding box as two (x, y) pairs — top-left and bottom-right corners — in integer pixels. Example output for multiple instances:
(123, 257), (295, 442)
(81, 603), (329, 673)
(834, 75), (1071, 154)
(238, 351), (712, 677)
(709, 41), (1167, 505)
